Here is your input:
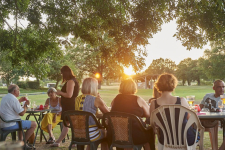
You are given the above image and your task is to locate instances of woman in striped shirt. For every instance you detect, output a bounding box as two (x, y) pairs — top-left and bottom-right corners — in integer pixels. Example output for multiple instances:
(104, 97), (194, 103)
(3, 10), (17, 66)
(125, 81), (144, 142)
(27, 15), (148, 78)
(75, 77), (109, 149)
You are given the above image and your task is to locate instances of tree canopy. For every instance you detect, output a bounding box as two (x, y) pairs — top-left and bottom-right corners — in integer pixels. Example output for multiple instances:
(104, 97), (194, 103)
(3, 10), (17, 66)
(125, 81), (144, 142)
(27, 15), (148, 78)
(174, 0), (225, 50)
(145, 58), (177, 75)
(1, 0), (225, 85)
(199, 47), (225, 80)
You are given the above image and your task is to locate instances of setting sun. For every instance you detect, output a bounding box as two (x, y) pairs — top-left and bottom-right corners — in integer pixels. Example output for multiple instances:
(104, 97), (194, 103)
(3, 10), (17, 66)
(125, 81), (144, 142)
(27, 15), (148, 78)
(124, 66), (135, 76)
(95, 73), (100, 78)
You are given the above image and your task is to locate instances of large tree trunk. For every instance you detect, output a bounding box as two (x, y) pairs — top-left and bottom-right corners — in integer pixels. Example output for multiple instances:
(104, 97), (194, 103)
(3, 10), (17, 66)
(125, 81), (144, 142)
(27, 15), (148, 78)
(55, 80), (60, 89)
(197, 79), (200, 86)
(98, 80), (101, 89)
(187, 80), (191, 86)
(182, 80), (185, 86)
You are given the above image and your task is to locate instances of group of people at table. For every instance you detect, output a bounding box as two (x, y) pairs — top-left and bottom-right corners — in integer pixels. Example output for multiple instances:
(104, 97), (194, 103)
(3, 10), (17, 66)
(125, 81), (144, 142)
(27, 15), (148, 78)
(0, 65), (224, 150)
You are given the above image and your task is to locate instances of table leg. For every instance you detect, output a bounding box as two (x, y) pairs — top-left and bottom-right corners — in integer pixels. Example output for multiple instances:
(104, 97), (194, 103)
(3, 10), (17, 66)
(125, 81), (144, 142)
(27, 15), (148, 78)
(25, 111), (49, 147)
(32, 113), (47, 146)
(223, 119), (225, 140)
(40, 113), (47, 142)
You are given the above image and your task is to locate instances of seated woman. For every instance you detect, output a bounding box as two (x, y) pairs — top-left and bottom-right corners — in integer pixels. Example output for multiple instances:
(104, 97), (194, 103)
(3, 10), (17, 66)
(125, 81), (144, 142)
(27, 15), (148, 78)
(110, 78), (155, 150)
(150, 73), (198, 149)
(75, 77), (109, 150)
(41, 87), (62, 144)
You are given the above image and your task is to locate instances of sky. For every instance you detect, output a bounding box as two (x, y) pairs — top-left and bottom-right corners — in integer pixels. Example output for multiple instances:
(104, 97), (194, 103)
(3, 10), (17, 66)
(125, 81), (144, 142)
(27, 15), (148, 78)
(142, 19), (210, 71)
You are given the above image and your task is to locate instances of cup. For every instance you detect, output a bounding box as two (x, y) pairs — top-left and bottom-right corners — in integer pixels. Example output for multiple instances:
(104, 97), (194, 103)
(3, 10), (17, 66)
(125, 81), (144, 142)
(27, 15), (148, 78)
(186, 95), (195, 107)
(194, 104), (201, 112)
(39, 105), (43, 110)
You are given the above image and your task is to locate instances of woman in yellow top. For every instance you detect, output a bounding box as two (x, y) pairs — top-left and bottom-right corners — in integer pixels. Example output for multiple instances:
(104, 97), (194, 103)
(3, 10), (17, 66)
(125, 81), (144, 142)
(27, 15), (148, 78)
(41, 87), (62, 144)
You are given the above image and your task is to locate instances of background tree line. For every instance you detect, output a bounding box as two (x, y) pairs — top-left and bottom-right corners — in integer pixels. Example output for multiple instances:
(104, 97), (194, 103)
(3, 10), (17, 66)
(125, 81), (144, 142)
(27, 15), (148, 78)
(144, 45), (225, 86)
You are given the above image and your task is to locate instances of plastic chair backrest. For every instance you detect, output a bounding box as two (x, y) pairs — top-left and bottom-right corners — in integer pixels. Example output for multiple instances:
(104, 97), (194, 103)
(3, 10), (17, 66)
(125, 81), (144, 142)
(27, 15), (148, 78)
(150, 105), (204, 150)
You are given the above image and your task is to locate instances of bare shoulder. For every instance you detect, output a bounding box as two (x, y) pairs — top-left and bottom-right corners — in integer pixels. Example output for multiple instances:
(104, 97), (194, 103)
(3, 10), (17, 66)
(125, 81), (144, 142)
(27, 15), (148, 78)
(150, 99), (156, 106)
(137, 96), (145, 102)
(67, 79), (75, 84)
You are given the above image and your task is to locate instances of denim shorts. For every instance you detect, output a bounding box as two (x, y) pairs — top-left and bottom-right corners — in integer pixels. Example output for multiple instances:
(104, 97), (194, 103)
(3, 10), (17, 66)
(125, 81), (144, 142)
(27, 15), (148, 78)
(1, 120), (32, 131)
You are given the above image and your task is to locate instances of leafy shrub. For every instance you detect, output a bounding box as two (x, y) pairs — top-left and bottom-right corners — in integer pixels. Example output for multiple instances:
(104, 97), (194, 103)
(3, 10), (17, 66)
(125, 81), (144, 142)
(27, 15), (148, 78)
(200, 80), (213, 86)
(27, 81), (40, 89)
(17, 81), (28, 89)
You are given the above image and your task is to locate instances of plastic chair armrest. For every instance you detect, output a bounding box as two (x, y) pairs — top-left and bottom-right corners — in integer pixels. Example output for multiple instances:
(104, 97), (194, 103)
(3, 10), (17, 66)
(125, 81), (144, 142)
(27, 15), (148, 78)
(62, 116), (71, 128)
(4, 119), (22, 123)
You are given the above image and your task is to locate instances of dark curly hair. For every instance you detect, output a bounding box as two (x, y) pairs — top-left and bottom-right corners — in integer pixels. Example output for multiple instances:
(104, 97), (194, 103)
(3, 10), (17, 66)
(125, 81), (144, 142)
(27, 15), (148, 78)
(155, 73), (178, 92)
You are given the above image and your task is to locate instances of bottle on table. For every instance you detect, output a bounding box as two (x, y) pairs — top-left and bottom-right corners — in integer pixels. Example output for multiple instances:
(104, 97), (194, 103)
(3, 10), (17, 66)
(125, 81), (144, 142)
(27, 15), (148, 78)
(208, 100), (212, 111)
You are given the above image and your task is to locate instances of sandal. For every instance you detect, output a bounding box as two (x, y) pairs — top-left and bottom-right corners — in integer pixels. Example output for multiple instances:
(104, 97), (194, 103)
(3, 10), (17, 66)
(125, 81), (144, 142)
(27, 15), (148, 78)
(50, 142), (60, 147)
(46, 137), (55, 144)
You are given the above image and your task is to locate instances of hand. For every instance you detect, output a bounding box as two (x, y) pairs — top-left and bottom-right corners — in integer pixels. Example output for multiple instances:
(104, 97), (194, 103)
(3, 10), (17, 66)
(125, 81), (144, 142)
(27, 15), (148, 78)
(53, 114), (57, 123)
(97, 93), (101, 98)
(25, 100), (30, 105)
(19, 97), (27, 103)
(56, 90), (61, 96)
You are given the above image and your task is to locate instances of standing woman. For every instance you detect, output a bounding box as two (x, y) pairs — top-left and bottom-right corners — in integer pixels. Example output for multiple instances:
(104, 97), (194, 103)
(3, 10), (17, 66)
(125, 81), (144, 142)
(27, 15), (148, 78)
(51, 65), (79, 147)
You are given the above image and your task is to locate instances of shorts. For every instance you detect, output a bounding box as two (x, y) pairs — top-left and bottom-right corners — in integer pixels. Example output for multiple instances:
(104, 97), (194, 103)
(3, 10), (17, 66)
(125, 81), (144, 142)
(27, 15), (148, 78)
(1, 120), (32, 131)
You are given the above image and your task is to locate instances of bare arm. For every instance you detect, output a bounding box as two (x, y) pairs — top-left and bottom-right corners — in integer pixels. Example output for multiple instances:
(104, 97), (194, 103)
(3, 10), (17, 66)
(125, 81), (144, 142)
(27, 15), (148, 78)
(57, 80), (75, 98)
(180, 97), (191, 119)
(19, 101), (29, 116)
(137, 96), (150, 118)
(58, 98), (62, 116)
(59, 98), (62, 107)
(94, 97), (110, 114)
(180, 97), (189, 108)
(150, 99), (156, 117)
(18, 97), (26, 103)
(44, 98), (49, 106)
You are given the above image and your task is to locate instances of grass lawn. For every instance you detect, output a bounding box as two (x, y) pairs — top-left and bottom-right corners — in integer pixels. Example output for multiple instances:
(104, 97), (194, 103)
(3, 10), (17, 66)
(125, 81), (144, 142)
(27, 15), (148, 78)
(0, 85), (222, 149)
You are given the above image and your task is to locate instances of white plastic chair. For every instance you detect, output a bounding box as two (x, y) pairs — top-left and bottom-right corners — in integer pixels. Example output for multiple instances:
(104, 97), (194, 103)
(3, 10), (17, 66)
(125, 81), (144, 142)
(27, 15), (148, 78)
(150, 105), (204, 150)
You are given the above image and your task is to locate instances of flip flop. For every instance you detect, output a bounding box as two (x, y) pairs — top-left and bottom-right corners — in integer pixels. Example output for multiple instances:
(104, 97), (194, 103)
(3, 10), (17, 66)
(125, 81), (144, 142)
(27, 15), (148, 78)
(50, 142), (60, 147)
(46, 137), (55, 144)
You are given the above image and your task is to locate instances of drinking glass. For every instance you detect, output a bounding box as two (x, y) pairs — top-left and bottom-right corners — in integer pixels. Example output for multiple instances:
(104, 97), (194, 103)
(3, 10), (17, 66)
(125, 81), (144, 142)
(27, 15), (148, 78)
(220, 94), (225, 111)
(32, 101), (37, 109)
(220, 94), (225, 105)
(186, 95), (195, 107)
(218, 100), (223, 111)
(29, 101), (33, 110)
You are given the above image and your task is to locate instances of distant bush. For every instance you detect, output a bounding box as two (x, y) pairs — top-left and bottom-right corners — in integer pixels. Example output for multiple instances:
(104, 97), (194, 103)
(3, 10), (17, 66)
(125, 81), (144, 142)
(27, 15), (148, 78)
(27, 81), (40, 89)
(200, 80), (213, 86)
(17, 81), (28, 89)
(39, 87), (48, 92)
